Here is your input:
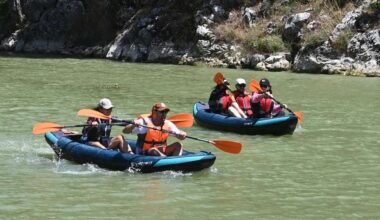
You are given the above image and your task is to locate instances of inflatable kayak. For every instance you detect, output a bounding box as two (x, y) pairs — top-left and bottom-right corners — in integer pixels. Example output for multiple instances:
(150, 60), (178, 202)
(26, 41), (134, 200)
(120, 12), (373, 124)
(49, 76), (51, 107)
(44, 130), (216, 173)
(193, 102), (297, 135)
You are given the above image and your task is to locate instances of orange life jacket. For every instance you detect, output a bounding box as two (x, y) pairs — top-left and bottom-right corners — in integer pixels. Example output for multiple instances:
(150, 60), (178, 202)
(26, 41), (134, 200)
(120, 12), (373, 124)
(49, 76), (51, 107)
(142, 118), (170, 153)
(233, 91), (253, 116)
(260, 98), (274, 116)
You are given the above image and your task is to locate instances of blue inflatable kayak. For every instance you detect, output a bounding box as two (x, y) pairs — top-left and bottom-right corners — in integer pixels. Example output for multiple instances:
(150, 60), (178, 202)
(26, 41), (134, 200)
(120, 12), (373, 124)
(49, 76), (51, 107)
(193, 102), (297, 135)
(44, 131), (216, 173)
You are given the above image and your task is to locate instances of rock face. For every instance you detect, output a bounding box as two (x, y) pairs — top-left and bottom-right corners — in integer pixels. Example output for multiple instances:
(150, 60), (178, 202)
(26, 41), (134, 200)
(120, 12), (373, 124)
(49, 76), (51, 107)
(0, 0), (379, 76)
(293, 0), (380, 77)
(293, 29), (380, 76)
(282, 12), (311, 62)
(347, 29), (380, 75)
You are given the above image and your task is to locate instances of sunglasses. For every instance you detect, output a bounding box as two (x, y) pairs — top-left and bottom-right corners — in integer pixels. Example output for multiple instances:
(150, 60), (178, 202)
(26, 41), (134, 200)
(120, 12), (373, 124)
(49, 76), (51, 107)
(155, 110), (168, 115)
(237, 84), (246, 88)
(260, 85), (268, 88)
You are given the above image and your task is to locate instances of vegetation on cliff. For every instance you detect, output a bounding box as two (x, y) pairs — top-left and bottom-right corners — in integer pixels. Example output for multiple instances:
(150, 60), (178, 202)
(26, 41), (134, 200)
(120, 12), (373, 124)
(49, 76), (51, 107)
(0, 0), (379, 76)
(213, 0), (362, 55)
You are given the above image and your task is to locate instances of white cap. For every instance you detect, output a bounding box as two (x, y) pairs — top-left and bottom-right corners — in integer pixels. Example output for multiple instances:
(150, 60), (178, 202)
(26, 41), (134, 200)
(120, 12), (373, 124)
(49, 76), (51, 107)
(98, 98), (113, 109)
(236, 78), (246, 85)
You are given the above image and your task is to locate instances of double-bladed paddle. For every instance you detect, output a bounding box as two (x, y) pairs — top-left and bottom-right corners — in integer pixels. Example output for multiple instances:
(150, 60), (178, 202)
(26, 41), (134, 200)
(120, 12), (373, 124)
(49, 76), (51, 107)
(78, 109), (242, 154)
(32, 110), (193, 135)
(77, 109), (194, 128)
(249, 80), (303, 123)
(32, 121), (129, 135)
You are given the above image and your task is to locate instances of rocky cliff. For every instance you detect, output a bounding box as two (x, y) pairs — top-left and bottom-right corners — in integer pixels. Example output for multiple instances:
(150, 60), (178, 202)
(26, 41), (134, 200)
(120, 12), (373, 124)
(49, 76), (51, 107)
(1, 0), (379, 76)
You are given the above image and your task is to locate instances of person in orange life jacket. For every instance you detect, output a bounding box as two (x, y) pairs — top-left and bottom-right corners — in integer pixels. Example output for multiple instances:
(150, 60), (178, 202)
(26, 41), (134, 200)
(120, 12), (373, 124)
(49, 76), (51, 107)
(229, 78), (252, 118)
(251, 78), (287, 118)
(208, 79), (232, 114)
(82, 98), (133, 153)
(123, 103), (186, 157)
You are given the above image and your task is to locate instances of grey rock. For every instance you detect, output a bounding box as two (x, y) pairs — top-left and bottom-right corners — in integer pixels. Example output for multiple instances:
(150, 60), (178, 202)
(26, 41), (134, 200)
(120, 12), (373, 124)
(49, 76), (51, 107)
(250, 54), (266, 66)
(294, 29), (380, 76)
(282, 12), (311, 44)
(0, 30), (21, 50)
(307, 20), (318, 31)
(121, 43), (144, 62)
(242, 8), (256, 28)
(347, 29), (380, 63)
(212, 5), (226, 22)
(138, 28), (152, 45)
(148, 42), (178, 62)
(196, 25), (216, 41)
(264, 55), (290, 71)
(196, 40), (212, 56)
(331, 9), (363, 42)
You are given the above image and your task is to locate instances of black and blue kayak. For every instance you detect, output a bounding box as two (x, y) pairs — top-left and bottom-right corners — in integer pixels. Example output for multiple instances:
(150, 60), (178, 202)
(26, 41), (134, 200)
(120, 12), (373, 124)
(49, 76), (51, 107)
(193, 102), (298, 135)
(44, 130), (216, 173)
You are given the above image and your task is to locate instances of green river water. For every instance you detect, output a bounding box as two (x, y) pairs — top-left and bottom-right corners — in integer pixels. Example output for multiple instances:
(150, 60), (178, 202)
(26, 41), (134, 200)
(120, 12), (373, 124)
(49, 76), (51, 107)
(0, 56), (379, 219)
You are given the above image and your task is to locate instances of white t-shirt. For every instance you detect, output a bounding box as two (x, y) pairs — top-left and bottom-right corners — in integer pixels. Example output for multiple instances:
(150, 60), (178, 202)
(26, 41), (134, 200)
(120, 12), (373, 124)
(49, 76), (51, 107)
(131, 118), (180, 136)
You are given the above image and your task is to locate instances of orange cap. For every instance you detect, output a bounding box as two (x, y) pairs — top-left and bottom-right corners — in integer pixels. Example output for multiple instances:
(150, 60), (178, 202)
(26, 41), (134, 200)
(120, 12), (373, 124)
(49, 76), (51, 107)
(152, 102), (170, 112)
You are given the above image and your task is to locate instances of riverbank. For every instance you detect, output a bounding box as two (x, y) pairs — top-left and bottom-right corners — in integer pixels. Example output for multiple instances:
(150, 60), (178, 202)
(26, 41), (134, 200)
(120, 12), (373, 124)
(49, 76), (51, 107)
(0, 0), (379, 76)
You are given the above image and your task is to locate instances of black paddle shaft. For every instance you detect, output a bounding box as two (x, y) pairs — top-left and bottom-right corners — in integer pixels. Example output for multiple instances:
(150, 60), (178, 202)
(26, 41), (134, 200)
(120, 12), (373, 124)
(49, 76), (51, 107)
(113, 120), (211, 144)
(263, 91), (294, 114)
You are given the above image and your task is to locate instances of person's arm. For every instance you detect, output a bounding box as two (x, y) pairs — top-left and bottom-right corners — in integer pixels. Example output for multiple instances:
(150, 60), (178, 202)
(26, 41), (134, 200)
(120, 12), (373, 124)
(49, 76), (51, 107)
(175, 131), (187, 140)
(82, 117), (98, 135)
(229, 91), (248, 118)
(272, 103), (283, 114)
(272, 98), (287, 114)
(229, 92), (236, 103)
(123, 122), (137, 134)
(251, 92), (266, 103)
(167, 121), (186, 140)
(208, 89), (218, 109)
(123, 118), (146, 134)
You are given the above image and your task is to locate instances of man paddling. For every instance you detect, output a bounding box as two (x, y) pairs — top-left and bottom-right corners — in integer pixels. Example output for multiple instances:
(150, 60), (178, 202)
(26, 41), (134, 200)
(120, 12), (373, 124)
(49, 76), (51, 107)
(123, 103), (187, 156)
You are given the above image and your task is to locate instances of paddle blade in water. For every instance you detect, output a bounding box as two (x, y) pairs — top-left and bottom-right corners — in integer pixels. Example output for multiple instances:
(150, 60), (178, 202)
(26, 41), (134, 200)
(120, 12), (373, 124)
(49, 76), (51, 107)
(77, 109), (111, 120)
(32, 122), (63, 135)
(214, 72), (224, 85)
(249, 80), (262, 93)
(211, 139), (242, 154)
(294, 111), (303, 124)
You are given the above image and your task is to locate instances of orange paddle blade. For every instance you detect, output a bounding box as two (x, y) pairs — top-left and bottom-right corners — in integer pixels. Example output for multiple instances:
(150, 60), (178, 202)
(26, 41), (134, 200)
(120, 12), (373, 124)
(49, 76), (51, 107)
(211, 139), (242, 154)
(294, 111), (303, 124)
(167, 113), (193, 128)
(249, 80), (263, 93)
(77, 109), (111, 120)
(214, 72), (224, 85)
(137, 113), (193, 128)
(32, 122), (64, 135)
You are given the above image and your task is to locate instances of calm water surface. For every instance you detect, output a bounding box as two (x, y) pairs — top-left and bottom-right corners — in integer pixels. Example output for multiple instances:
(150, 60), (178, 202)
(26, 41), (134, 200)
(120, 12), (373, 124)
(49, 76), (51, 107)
(0, 57), (379, 219)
